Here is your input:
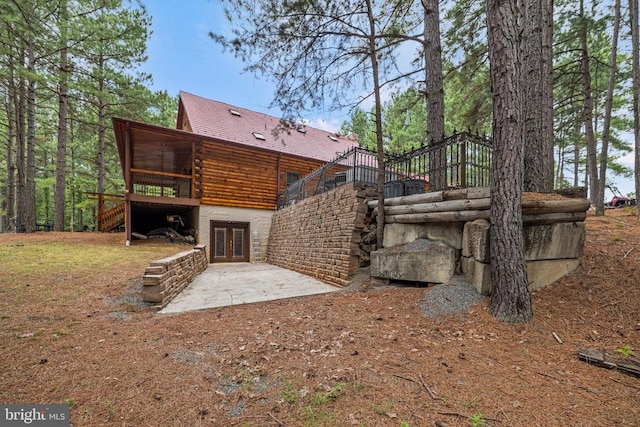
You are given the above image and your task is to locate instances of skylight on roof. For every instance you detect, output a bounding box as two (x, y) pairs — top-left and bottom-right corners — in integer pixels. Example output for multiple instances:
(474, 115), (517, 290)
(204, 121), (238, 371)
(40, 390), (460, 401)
(229, 109), (241, 116)
(252, 132), (266, 140)
(296, 125), (306, 134)
(328, 135), (339, 142)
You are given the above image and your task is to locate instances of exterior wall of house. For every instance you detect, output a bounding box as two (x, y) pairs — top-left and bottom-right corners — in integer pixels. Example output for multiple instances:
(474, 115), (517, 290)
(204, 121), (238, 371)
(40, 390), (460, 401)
(267, 184), (374, 287)
(199, 140), (325, 210)
(198, 205), (274, 262)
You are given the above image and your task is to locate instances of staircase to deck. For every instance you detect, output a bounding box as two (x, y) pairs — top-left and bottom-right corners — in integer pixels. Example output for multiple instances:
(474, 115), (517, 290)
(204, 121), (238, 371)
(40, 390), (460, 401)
(98, 202), (125, 232)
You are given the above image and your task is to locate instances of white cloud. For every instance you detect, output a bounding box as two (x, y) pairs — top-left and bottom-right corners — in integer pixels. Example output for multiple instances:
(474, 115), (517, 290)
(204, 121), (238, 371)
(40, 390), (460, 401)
(619, 150), (636, 167)
(302, 117), (343, 133)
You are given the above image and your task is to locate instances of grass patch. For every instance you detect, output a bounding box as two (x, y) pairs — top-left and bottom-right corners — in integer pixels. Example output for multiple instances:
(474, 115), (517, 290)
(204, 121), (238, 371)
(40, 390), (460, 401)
(0, 237), (183, 313)
(311, 382), (345, 406)
(0, 242), (177, 283)
(374, 400), (396, 416)
(280, 379), (300, 404)
(297, 382), (356, 426)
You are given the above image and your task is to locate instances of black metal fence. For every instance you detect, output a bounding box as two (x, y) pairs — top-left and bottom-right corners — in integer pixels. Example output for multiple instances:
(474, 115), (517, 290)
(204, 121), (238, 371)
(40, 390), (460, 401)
(277, 132), (492, 209)
(388, 132), (493, 191)
(277, 147), (379, 208)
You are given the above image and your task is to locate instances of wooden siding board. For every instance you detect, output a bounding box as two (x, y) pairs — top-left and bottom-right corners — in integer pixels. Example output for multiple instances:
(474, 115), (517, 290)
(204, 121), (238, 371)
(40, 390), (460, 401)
(199, 140), (324, 209)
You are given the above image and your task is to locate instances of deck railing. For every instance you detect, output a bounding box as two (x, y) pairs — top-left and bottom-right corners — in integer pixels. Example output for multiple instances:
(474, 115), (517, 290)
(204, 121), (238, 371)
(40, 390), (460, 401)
(98, 202), (125, 232)
(277, 132), (493, 209)
(389, 132), (492, 191)
(278, 147), (381, 208)
(130, 169), (192, 199)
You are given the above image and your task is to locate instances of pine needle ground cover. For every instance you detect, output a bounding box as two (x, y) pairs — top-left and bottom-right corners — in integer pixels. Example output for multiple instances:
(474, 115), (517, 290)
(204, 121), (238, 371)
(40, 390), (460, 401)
(0, 212), (639, 426)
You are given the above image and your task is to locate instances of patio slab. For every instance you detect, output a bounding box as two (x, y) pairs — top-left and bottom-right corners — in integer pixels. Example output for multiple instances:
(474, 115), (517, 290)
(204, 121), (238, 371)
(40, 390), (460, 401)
(159, 263), (339, 314)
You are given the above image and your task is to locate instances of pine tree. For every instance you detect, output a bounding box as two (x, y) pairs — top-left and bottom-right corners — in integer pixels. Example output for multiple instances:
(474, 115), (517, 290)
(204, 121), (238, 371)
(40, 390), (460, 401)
(486, 0), (533, 322)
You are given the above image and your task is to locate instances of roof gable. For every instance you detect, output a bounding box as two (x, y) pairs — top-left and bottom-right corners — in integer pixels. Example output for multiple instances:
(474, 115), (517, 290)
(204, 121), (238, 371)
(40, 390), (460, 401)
(178, 91), (358, 162)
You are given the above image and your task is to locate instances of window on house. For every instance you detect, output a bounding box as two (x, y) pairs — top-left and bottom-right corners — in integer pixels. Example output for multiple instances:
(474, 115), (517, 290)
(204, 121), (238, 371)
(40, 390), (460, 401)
(252, 132), (266, 140)
(286, 172), (302, 187)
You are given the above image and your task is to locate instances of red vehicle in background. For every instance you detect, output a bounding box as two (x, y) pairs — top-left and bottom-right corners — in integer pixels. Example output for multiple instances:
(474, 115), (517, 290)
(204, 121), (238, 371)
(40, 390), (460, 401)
(606, 185), (636, 208)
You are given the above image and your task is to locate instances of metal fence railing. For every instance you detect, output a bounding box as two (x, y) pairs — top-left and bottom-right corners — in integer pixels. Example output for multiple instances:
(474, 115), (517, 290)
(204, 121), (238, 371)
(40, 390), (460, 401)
(277, 132), (492, 209)
(277, 147), (379, 208)
(388, 132), (493, 191)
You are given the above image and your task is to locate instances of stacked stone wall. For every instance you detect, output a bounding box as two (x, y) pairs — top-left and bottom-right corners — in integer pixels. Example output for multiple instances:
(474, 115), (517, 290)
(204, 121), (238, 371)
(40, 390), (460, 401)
(267, 184), (374, 287)
(142, 245), (208, 308)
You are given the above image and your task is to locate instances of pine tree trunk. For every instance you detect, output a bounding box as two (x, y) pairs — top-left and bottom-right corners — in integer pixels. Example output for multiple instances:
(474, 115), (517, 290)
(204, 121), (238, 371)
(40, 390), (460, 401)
(3, 114), (15, 232)
(96, 52), (106, 195)
(365, 0), (385, 249)
(15, 49), (26, 232)
(25, 40), (37, 233)
(54, 0), (69, 231)
(541, 0), (554, 190)
(594, 0), (621, 216)
(54, 43), (68, 232)
(573, 124), (580, 187)
(97, 97), (106, 195)
(523, 0), (554, 193)
(579, 0), (598, 209)
(486, 0), (533, 323)
(422, 0), (446, 190)
(4, 64), (16, 232)
(630, 0), (640, 220)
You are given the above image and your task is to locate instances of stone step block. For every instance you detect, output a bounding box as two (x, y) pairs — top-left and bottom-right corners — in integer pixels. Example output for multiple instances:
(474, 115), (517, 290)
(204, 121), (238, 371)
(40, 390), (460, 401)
(371, 239), (458, 284)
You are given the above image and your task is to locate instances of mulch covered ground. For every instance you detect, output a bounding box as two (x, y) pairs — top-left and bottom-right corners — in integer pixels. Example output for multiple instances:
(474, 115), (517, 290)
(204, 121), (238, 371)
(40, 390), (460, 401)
(0, 209), (638, 426)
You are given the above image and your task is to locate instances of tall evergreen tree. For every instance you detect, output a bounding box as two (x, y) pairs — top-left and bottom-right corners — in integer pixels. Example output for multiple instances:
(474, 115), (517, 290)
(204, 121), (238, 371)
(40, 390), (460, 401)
(594, 0), (621, 215)
(632, 0), (640, 219)
(422, 0), (446, 190)
(77, 1), (150, 195)
(54, 0), (69, 231)
(523, 0), (554, 192)
(486, 0), (533, 322)
(212, 0), (423, 248)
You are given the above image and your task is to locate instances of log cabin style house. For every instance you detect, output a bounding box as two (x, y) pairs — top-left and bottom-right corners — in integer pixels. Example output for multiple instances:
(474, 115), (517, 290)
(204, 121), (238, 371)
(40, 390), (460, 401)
(112, 91), (358, 263)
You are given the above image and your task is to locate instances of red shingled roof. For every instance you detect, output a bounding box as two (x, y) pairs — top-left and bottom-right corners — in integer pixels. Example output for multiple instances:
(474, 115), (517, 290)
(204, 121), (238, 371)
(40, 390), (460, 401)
(178, 91), (359, 162)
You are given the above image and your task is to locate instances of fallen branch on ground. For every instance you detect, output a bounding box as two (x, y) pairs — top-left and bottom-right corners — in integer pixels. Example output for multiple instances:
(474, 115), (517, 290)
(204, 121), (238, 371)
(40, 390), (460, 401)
(418, 374), (441, 400)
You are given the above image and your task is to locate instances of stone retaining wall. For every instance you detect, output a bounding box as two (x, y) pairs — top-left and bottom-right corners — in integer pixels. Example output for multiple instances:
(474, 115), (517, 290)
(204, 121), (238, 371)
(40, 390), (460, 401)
(142, 245), (208, 308)
(267, 184), (374, 287)
(370, 188), (589, 294)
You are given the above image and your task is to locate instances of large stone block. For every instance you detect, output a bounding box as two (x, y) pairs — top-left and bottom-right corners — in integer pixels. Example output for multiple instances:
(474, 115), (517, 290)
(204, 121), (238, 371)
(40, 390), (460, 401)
(371, 239), (458, 284)
(383, 223), (427, 248)
(462, 219), (490, 262)
(523, 222), (585, 261)
(461, 257), (492, 295)
(425, 223), (464, 250)
(384, 223), (463, 250)
(464, 257), (581, 295)
(526, 258), (581, 290)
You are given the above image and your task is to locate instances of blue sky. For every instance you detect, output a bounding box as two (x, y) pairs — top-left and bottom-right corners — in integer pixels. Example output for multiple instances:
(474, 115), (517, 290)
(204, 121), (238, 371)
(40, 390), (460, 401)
(139, 1), (636, 199)
(140, 0), (347, 132)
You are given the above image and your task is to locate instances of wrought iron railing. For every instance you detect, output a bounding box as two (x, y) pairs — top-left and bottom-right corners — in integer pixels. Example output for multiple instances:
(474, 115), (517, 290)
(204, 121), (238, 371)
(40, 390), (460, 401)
(277, 132), (492, 209)
(387, 131), (492, 191)
(278, 147), (379, 208)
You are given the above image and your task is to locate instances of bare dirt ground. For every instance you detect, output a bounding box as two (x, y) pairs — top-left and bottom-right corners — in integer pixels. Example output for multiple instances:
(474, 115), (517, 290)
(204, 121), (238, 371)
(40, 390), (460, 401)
(0, 209), (639, 427)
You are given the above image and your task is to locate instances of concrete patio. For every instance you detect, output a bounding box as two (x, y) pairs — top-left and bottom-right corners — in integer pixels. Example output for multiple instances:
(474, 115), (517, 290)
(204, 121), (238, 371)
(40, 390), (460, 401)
(159, 263), (339, 314)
